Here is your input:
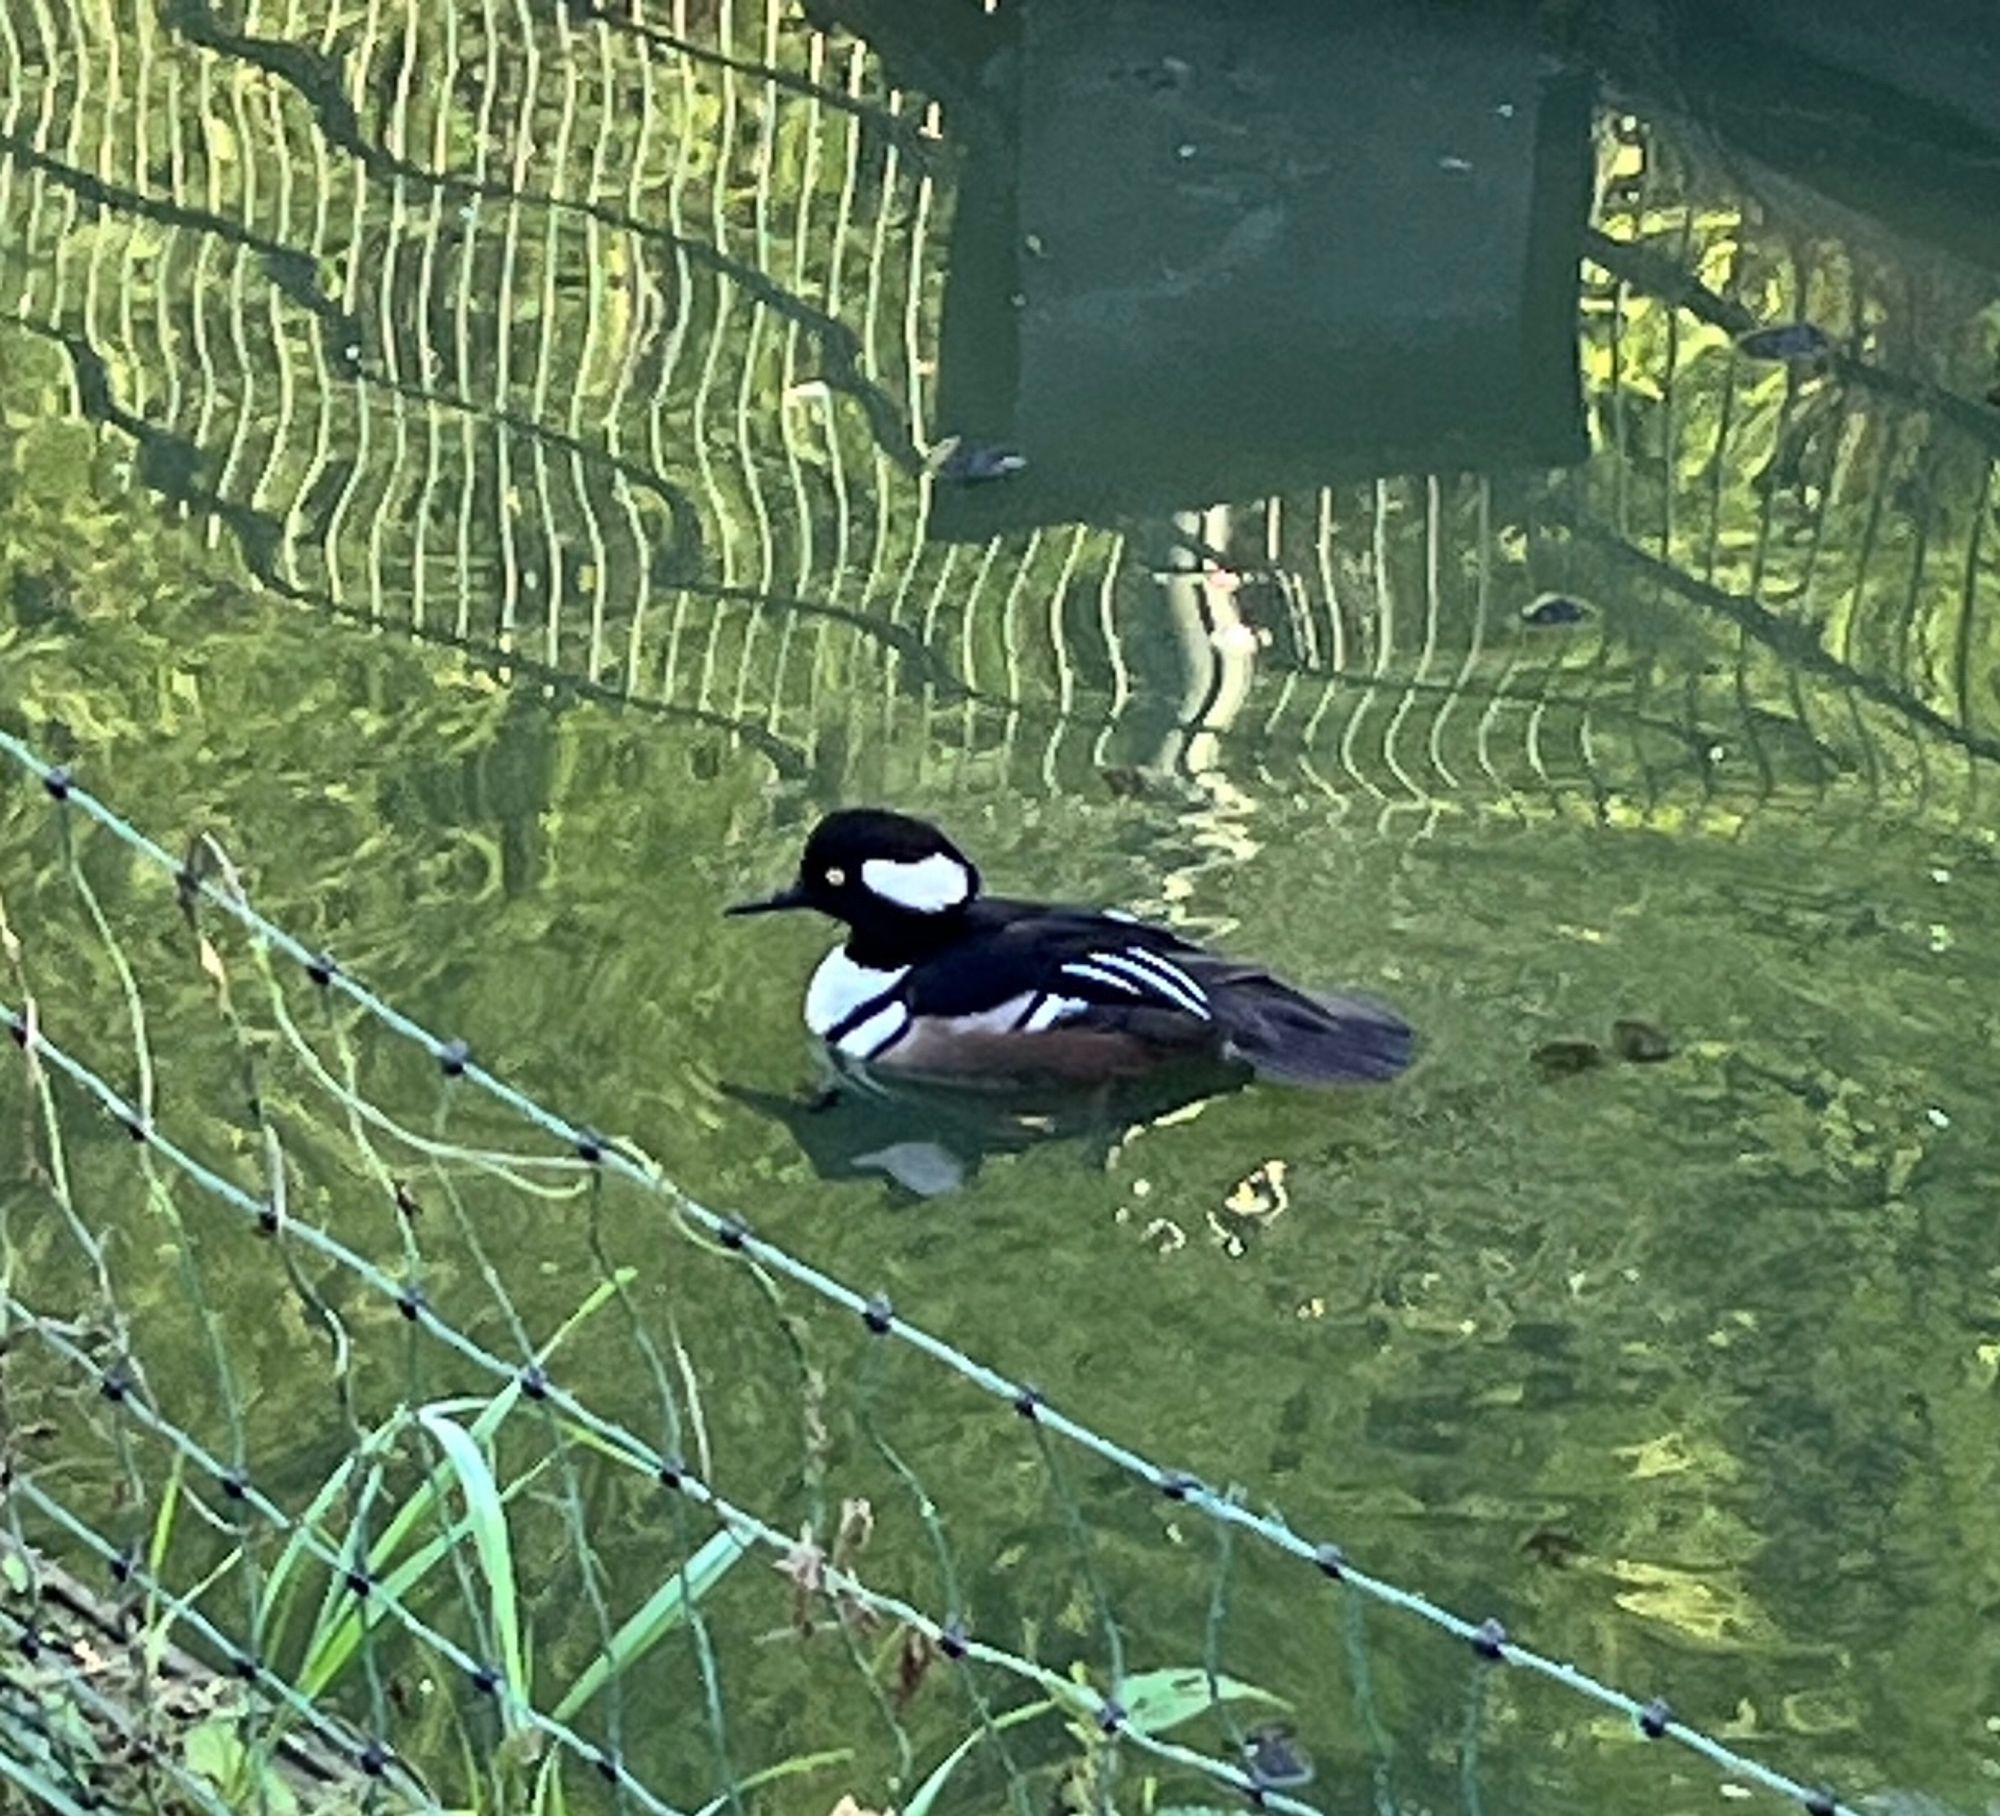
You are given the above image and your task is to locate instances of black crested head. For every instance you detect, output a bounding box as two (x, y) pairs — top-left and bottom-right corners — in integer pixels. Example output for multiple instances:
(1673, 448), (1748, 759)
(726, 808), (982, 937)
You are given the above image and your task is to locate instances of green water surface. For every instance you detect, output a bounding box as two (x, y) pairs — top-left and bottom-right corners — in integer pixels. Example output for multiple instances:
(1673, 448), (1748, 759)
(2, 2), (1998, 1814)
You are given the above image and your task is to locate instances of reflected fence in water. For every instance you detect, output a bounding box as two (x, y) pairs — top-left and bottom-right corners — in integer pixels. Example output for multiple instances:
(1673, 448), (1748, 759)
(1, 0), (1995, 833)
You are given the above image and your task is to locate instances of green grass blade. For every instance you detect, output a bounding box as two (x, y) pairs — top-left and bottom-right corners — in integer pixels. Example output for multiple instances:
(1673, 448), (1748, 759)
(146, 1449), (184, 1579)
(284, 1279), (630, 1717)
(903, 1699), (1056, 1816)
(365, 1273), (633, 1583)
(689, 1749), (854, 1815)
(530, 1746), (569, 1816)
(296, 1457), (550, 1701)
(294, 1276), (631, 1691)
(415, 1408), (527, 1716)
(551, 1525), (750, 1724)
(295, 1455), (390, 1691)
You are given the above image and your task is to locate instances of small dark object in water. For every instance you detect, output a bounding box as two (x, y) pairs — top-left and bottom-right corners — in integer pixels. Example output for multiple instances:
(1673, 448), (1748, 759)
(1241, 1722), (1313, 1789)
(1532, 1039), (1605, 1078)
(1735, 322), (1832, 364)
(1521, 1526), (1584, 1569)
(1986, 382), (2000, 408)
(1611, 1018), (1674, 1063)
(1099, 764), (1181, 801)
(1521, 592), (1589, 628)
(928, 435), (1026, 483)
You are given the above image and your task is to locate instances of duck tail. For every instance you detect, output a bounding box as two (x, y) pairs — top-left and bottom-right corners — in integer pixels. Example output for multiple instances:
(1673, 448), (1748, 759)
(1211, 976), (1415, 1084)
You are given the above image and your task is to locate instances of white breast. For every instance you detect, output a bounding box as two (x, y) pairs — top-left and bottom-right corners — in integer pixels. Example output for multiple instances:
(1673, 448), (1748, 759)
(804, 947), (909, 1037)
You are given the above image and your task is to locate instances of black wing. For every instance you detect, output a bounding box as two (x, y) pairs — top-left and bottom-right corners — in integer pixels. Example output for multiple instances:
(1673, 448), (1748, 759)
(905, 900), (1217, 1027)
(905, 900), (1416, 1083)
(1177, 959), (1415, 1083)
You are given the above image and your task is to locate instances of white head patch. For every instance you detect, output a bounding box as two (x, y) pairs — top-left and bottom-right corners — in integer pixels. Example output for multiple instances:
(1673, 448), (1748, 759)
(860, 853), (972, 913)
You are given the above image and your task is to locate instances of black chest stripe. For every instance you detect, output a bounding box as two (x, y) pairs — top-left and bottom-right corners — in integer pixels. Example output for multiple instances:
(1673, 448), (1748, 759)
(826, 984), (904, 1045)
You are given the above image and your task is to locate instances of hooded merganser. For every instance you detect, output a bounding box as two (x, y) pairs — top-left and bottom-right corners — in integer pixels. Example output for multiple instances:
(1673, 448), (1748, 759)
(727, 809), (1415, 1089)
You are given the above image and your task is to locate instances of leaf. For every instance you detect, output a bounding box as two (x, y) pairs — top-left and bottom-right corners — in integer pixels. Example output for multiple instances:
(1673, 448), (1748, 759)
(196, 933), (232, 1003)
(552, 1525), (750, 1723)
(417, 1409), (527, 1717)
(183, 1718), (244, 1786)
(1116, 1668), (1286, 1737)
(252, 1761), (302, 1816)
(1, 1545), (30, 1595)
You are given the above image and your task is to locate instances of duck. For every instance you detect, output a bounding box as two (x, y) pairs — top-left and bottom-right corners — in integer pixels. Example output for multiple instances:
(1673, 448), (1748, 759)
(726, 809), (1414, 1090)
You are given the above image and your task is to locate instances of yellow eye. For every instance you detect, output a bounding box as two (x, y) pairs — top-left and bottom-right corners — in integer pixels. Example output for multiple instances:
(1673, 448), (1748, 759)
(825, 866), (846, 887)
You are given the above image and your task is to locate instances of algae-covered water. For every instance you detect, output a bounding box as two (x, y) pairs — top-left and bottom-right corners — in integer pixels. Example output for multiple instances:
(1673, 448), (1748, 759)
(2, 3), (1997, 1814)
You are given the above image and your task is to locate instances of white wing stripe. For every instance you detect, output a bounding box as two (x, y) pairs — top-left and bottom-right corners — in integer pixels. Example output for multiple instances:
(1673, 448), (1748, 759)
(1122, 948), (1211, 1011)
(1061, 960), (1145, 996)
(1091, 950), (1211, 1019)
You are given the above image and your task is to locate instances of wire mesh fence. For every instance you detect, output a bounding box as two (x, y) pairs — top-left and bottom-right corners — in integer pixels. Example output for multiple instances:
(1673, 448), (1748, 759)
(0, 730), (1349, 1815)
(3, 2), (1997, 1813)
(0, 732), (1885, 1813)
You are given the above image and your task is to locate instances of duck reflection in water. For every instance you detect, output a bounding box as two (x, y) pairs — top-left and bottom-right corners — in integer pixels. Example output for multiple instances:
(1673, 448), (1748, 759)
(720, 1058), (1252, 1199)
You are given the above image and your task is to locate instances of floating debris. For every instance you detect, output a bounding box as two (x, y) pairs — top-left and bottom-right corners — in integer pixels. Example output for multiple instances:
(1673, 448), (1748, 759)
(1521, 592), (1590, 628)
(1610, 1019), (1674, 1063)
(1222, 1159), (1289, 1224)
(1097, 765), (1191, 802)
(926, 435), (1026, 483)
(1734, 322), (1833, 364)
(1532, 1039), (1605, 1079)
(1241, 1723), (1314, 1789)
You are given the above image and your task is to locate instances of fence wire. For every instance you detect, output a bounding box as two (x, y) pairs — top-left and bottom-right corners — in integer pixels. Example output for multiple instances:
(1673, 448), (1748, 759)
(0, 731), (1872, 1815)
